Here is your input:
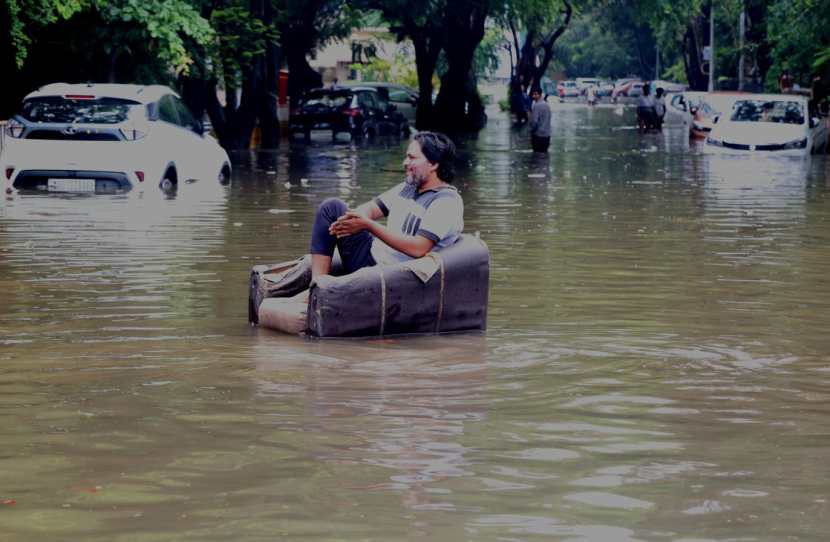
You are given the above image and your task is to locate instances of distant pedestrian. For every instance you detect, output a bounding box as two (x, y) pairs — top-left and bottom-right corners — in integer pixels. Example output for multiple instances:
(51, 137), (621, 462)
(586, 84), (598, 106)
(637, 82), (657, 132)
(778, 70), (794, 93)
(654, 87), (666, 130)
(529, 87), (551, 152)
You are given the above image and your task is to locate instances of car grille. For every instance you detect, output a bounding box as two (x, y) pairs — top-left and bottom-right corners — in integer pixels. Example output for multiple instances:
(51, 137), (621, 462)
(755, 143), (792, 151)
(26, 130), (120, 141)
(722, 141), (797, 151)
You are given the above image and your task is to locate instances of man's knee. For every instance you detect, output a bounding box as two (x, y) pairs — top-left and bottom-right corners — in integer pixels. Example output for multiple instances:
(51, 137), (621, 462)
(317, 197), (348, 220)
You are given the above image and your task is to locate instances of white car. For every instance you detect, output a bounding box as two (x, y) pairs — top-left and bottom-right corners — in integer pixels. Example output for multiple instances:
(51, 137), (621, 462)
(1, 83), (231, 194)
(668, 91), (744, 139)
(705, 93), (828, 156)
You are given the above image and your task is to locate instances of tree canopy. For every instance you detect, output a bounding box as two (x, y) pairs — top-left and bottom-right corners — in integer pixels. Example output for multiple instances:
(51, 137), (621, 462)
(2, 0), (828, 140)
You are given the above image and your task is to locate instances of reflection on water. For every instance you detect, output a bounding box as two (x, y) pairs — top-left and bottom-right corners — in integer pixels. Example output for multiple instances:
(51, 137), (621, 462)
(2, 104), (830, 541)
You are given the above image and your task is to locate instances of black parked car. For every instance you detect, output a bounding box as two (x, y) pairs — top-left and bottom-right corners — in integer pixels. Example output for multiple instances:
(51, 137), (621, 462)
(290, 86), (410, 141)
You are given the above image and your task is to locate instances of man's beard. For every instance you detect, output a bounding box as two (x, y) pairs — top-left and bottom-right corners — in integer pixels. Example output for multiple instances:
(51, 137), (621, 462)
(405, 171), (425, 188)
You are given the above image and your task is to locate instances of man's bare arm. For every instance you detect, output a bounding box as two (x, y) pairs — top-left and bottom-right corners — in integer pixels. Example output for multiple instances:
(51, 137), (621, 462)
(354, 200), (384, 220)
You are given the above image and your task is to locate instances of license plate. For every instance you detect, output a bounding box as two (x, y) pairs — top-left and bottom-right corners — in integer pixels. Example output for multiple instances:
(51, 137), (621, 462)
(48, 178), (96, 192)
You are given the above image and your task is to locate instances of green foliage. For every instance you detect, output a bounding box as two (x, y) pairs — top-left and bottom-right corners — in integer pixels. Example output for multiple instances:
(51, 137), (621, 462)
(768, 0), (830, 85)
(94, 0), (214, 75)
(211, 4), (278, 85)
(5, 0), (88, 68)
(551, 15), (640, 78)
(4, 0), (213, 75)
(473, 26), (505, 78)
(351, 56), (393, 81)
(350, 43), (425, 89)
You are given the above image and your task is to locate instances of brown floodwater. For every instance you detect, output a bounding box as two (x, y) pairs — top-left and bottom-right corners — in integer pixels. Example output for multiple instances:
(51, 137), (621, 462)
(2, 103), (830, 541)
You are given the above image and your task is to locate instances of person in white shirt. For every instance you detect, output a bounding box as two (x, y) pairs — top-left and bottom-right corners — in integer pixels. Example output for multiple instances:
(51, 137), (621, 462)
(637, 82), (657, 131)
(308, 131), (464, 278)
(654, 87), (666, 130)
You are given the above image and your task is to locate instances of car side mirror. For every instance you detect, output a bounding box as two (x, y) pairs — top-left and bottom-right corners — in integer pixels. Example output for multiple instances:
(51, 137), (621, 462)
(810, 117), (819, 129)
(713, 115), (720, 124)
(689, 106), (698, 115)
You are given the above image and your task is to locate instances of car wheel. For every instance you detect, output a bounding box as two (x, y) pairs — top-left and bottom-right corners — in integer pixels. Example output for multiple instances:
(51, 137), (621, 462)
(160, 168), (177, 191)
(352, 123), (369, 141)
(218, 164), (231, 184)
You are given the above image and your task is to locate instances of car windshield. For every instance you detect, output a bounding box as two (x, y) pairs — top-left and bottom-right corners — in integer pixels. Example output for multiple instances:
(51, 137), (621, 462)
(730, 99), (805, 124)
(302, 90), (351, 108)
(19, 97), (143, 124)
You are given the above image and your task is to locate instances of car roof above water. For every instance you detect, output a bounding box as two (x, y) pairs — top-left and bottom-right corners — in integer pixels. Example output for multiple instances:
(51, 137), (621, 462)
(24, 83), (177, 104)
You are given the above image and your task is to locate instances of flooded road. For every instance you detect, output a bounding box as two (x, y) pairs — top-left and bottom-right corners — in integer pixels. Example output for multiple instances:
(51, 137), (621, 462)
(2, 103), (830, 541)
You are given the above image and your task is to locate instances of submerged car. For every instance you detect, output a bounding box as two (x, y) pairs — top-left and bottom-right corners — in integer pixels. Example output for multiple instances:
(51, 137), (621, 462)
(612, 80), (644, 101)
(557, 81), (580, 101)
(290, 86), (409, 141)
(345, 82), (419, 125)
(665, 91), (742, 139)
(705, 94), (828, 156)
(1, 83), (231, 194)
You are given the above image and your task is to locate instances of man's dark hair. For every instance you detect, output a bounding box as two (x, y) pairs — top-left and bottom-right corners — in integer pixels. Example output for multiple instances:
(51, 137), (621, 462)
(531, 86), (542, 95)
(414, 131), (456, 182)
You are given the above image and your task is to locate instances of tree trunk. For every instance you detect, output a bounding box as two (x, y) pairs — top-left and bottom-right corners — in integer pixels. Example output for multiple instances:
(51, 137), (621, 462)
(392, 12), (444, 130)
(745, 0), (771, 88)
(433, 0), (488, 134)
(510, 0), (572, 120)
(683, 21), (708, 91)
(256, 0), (279, 149)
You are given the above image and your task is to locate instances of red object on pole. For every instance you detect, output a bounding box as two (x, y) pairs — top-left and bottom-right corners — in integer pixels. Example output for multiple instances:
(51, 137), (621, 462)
(278, 70), (289, 105)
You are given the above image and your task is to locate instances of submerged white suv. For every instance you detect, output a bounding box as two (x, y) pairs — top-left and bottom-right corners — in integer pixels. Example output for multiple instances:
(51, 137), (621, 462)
(1, 83), (231, 194)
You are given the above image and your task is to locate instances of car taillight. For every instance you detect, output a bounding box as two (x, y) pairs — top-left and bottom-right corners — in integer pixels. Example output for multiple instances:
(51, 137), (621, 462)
(5, 167), (14, 180)
(6, 119), (24, 138)
(64, 94), (95, 100)
(135, 171), (145, 182)
(342, 107), (360, 117)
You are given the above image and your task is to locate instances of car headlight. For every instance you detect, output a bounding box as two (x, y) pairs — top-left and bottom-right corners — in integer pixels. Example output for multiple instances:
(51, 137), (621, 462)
(706, 136), (723, 147)
(5, 118), (25, 138)
(783, 138), (807, 149)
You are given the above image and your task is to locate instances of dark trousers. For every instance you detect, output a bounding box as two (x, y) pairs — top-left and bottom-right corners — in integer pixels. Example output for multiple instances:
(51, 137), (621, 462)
(310, 198), (376, 274)
(531, 135), (550, 152)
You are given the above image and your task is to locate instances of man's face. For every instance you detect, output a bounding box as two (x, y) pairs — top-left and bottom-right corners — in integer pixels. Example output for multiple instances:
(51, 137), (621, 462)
(403, 140), (436, 187)
(532, 91), (541, 101)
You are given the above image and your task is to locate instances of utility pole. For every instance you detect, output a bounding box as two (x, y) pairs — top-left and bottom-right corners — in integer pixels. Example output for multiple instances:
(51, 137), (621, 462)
(738, 1), (745, 91)
(708, 0), (715, 92)
(655, 44), (660, 80)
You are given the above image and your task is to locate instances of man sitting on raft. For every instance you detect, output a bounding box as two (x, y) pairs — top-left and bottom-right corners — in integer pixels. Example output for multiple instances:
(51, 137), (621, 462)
(309, 131), (464, 278)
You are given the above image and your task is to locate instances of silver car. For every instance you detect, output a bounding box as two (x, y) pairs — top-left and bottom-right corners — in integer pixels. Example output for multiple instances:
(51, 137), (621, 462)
(344, 82), (419, 125)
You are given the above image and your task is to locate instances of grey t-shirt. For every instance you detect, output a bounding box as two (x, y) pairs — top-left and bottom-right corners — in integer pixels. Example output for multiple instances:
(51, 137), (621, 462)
(530, 100), (552, 137)
(371, 183), (464, 265)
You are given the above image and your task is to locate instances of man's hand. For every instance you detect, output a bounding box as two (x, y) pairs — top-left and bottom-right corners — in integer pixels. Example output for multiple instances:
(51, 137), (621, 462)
(329, 211), (370, 238)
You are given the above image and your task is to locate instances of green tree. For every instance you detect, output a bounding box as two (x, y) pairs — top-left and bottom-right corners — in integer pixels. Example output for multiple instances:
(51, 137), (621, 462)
(366, 0), (447, 129)
(767, 0), (830, 90)
(1, 0), (213, 117)
(500, 0), (573, 121)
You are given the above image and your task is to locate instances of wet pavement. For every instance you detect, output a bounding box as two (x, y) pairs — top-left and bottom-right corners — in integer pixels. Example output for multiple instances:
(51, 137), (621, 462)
(2, 102), (830, 541)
